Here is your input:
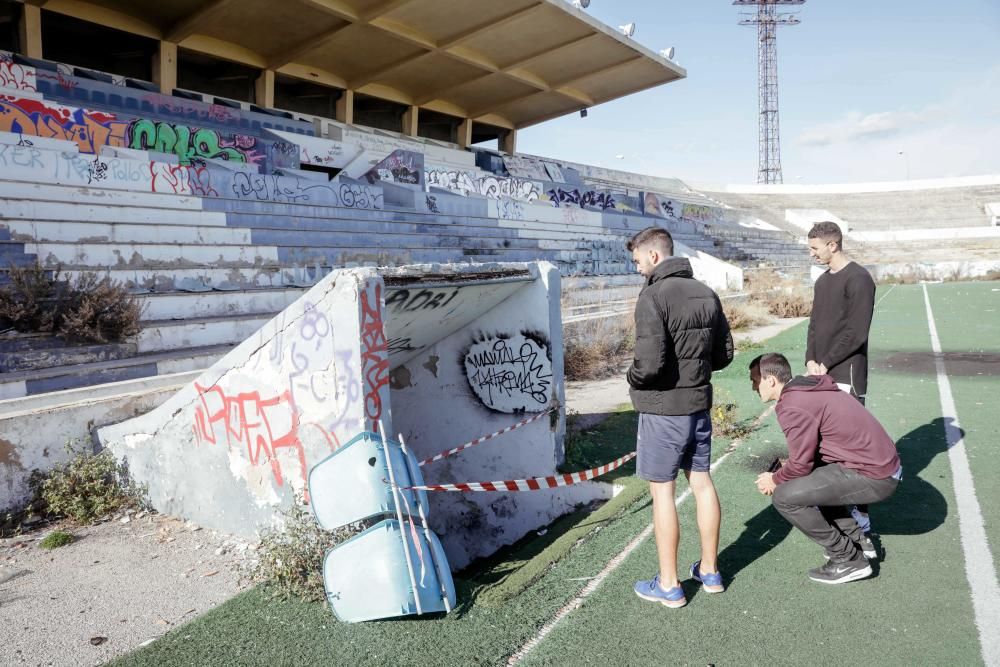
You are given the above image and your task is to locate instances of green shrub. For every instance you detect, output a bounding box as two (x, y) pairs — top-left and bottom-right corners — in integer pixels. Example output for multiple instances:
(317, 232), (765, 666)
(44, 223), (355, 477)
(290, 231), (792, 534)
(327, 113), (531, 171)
(0, 263), (144, 342)
(245, 500), (365, 603)
(39, 530), (74, 549)
(34, 442), (147, 524)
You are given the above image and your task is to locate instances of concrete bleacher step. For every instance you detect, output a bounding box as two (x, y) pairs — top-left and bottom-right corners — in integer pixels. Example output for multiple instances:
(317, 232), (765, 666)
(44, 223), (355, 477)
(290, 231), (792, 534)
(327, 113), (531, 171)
(0, 337), (137, 373)
(26, 241), (279, 267)
(4, 220), (251, 245)
(137, 312), (274, 352)
(0, 369), (201, 417)
(139, 287), (305, 321)
(0, 343), (233, 400)
(0, 199), (228, 226)
(61, 266), (301, 292)
(0, 182), (205, 211)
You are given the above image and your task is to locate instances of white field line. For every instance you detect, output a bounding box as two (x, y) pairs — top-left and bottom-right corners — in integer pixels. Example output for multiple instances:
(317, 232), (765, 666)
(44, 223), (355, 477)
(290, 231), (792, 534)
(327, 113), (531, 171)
(921, 284), (1000, 666)
(874, 283), (897, 311)
(507, 405), (776, 666)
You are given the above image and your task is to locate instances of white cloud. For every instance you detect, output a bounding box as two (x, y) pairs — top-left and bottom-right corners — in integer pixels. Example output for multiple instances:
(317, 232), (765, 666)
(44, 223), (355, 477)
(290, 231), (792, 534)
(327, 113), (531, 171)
(797, 110), (927, 147)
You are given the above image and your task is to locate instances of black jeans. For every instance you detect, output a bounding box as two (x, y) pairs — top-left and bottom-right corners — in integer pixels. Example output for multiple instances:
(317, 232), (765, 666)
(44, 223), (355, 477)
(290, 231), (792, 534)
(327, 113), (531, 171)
(772, 464), (898, 562)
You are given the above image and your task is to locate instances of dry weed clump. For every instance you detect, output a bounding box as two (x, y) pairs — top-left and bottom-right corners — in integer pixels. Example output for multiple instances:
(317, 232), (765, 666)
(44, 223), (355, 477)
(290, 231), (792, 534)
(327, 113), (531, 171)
(764, 289), (812, 318)
(245, 500), (366, 603)
(564, 312), (636, 381)
(744, 268), (812, 318)
(711, 389), (756, 440)
(722, 300), (769, 332)
(0, 263), (144, 342)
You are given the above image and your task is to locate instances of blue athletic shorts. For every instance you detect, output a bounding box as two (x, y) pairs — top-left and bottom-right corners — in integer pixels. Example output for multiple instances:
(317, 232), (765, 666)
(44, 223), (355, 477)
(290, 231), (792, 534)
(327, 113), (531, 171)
(636, 410), (712, 482)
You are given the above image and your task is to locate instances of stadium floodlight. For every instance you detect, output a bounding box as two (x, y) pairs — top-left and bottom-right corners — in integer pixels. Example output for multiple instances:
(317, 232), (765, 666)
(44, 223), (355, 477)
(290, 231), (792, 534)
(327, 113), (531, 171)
(660, 47), (675, 60)
(619, 22), (636, 37)
(572, 0), (590, 9)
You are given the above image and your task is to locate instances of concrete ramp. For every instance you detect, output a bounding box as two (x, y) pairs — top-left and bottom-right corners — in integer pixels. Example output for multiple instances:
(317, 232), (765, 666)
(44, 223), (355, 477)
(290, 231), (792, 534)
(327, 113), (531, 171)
(97, 262), (607, 569)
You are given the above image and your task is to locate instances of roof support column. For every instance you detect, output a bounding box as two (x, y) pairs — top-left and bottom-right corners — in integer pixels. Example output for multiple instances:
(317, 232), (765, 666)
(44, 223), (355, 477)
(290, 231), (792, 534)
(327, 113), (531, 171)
(402, 105), (419, 137)
(501, 128), (518, 155)
(18, 3), (42, 59)
(457, 118), (473, 149)
(255, 69), (275, 108)
(335, 89), (354, 125)
(153, 41), (178, 96)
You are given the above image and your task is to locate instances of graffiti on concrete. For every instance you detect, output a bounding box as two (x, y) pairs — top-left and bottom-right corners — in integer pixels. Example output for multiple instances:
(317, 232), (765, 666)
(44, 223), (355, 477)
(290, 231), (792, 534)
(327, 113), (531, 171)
(0, 57), (37, 92)
(364, 149), (424, 186)
(681, 203), (718, 223)
(229, 172), (383, 209)
(385, 287), (461, 314)
(497, 197), (525, 220)
(502, 155), (549, 181)
(479, 174), (540, 201)
(360, 283), (390, 431)
(426, 168), (540, 202)
(542, 162), (565, 183)
(338, 182), (384, 209)
(464, 334), (552, 413)
(192, 382), (308, 491)
(128, 118), (256, 164)
(643, 192), (678, 219)
(0, 97), (127, 154)
(0, 143), (42, 168)
(151, 162), (219, 196)
(546, 187), (616, 211)
(0, 96), (276, 165)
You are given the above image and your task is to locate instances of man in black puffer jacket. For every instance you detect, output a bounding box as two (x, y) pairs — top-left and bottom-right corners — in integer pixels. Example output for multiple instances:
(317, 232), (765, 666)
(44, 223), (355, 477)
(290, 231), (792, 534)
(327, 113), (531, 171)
(627, 227), (734, 609)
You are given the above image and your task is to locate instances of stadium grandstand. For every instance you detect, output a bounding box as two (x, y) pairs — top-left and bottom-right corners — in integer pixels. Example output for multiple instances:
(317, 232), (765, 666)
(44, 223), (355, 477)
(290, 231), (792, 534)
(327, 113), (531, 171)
(0, 0), (998, 509)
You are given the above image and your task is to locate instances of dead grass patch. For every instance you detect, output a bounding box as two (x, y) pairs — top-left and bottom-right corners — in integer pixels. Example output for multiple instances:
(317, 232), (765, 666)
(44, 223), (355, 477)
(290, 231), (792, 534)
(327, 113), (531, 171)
(744, 268), (812, 318)
(723, 300), (769, 331)
(564, 313), (635, 381)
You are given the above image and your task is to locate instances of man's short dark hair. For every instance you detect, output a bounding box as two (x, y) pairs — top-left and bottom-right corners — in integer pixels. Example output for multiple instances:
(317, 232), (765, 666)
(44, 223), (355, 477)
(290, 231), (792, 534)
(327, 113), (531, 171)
(749, 352), (793, 384)
(627, 227), (674, 255)
(807, 221), (843, 251)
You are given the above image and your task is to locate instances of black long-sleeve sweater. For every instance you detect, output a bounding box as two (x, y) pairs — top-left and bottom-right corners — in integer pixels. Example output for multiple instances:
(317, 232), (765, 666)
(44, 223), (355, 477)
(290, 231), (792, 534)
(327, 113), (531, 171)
(806, 261), (876, 400)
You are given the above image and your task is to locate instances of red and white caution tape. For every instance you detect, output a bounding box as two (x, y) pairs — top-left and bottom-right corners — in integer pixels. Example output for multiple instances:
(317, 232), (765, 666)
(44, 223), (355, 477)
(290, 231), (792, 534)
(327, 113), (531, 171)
(405, 452), (636, 492)
(418, 408), (556, 467)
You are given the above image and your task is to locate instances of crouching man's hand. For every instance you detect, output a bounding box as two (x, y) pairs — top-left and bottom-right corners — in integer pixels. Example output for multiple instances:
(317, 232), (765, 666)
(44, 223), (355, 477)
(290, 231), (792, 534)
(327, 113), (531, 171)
(756, 472), (777, 496)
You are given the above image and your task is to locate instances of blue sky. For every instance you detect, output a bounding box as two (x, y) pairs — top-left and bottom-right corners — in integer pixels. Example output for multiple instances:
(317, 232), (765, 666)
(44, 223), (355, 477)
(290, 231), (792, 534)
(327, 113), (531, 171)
(518, 0), (1000, 185)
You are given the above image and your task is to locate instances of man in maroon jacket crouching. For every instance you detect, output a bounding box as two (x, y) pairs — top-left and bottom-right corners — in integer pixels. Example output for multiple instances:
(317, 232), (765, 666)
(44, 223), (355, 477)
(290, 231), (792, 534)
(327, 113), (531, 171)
(750, 352), (902, 584)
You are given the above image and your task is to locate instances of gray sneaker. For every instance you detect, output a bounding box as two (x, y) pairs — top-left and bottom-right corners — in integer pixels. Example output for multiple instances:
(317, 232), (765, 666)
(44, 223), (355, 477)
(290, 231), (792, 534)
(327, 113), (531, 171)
(808, 557), (873, 584)
(859, 534), (878, 560)
(823, 534), (879, 562)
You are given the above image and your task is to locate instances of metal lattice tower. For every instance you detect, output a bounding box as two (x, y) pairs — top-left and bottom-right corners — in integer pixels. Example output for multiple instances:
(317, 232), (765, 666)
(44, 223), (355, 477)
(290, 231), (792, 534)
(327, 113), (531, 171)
(735, 0), (804, 184)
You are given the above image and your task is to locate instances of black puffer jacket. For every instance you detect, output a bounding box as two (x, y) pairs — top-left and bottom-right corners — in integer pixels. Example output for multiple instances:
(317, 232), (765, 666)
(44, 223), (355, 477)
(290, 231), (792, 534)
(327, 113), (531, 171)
(627, 257), (734, 415)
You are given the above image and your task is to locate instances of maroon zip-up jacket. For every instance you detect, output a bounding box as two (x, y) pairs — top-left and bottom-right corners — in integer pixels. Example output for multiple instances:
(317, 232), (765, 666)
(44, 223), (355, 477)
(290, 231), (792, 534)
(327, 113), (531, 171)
(773, 375), (900, 485)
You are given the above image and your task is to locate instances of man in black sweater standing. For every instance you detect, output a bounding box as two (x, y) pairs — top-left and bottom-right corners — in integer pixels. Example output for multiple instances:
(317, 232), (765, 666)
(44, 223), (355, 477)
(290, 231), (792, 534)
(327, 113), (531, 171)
(626, 227), (734, 608)
(805, 221), (876, 403)
(805, 221), (878, 552)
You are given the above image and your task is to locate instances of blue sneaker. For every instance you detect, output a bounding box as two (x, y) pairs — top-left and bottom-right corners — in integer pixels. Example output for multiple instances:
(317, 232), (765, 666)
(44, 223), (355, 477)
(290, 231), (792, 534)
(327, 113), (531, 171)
(691, 560), (725, 593)
(633, 575), (686, 608)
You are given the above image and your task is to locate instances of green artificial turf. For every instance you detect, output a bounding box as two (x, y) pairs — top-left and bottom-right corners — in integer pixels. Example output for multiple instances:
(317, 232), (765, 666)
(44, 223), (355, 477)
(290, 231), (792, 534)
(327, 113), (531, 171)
(113, 285), (996, 666)
(523, 283), (984, 666)
(920, 282), (1000, 561)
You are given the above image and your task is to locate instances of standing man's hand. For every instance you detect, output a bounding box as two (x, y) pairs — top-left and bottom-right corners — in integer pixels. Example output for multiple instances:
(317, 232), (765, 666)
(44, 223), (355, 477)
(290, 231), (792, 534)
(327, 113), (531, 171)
(806, 360), (821, 375)
(756, 472), (777, 496)
(817, 363), (828, 375)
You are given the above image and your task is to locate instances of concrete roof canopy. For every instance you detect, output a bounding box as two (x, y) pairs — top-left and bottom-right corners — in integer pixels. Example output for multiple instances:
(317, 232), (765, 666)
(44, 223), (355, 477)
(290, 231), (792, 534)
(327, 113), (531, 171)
(32, 0), (686, 129)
